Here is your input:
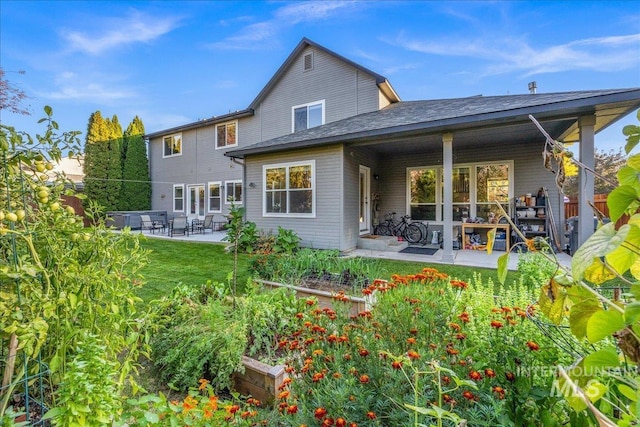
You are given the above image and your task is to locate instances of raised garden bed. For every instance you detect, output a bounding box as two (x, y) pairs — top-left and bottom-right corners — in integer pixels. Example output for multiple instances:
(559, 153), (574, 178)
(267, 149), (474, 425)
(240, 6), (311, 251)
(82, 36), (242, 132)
(233, 356), (288, 404)
(256, 279), (375, 317)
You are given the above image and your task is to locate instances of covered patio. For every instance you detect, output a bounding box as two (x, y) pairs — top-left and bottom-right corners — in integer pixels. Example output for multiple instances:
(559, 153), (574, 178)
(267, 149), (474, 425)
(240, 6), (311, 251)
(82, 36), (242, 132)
(133, 227), (571, 271)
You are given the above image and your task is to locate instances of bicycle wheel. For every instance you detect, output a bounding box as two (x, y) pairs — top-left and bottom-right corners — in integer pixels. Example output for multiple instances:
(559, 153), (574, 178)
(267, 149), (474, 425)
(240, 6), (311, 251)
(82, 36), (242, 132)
(404, 223), (423, 244)
(375, 224), (391, 236)
(414, 222), (429, 243)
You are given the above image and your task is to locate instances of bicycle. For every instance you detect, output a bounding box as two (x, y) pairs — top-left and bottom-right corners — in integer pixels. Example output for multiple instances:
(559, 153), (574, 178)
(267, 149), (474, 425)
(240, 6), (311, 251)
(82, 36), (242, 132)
(374, 212), (426, 244)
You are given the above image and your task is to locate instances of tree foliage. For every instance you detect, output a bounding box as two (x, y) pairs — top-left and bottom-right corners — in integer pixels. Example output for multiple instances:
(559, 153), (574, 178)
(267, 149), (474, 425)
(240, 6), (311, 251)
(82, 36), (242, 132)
(83, 112), (150, 211)
(0, 67), (30, 115)
(121, 116), (151, 210)
(563, 148), (627, 196)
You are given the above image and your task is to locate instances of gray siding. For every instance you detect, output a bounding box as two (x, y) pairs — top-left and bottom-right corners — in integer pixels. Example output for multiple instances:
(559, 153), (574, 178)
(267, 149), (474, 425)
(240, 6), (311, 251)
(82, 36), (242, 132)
(253, 46), (383, 142)
(149, 123), (245, 220)
(342, 147), (380, 251)
(244, 145), (344, 250)
(376, 141), (562, 240)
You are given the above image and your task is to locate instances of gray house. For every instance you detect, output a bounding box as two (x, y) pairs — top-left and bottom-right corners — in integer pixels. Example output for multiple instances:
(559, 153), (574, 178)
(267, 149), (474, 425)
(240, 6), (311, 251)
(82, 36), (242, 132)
(147, 38), (640, 259)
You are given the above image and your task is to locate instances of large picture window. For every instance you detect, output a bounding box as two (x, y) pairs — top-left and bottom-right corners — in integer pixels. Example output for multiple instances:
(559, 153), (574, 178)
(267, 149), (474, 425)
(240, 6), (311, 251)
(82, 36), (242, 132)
(407, 162), (511, 222)
(264, 161), (315, 216)
(215, 121), (237, 149)
(173, 184), (184, 212)
(292, 100), (324, 133)
(225, 180), (243, 204)
(208, 182), (222, 212)
(163, 134), (182, 157)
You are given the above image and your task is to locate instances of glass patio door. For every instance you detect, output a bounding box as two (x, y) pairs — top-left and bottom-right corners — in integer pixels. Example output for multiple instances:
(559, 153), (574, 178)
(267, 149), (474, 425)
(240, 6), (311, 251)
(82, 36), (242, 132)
(188, 185), (205, 218)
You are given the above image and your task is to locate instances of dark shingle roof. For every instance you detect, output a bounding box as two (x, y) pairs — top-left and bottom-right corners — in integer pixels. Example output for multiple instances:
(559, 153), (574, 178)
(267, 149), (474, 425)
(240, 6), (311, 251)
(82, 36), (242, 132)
(226, 88), (640, 158)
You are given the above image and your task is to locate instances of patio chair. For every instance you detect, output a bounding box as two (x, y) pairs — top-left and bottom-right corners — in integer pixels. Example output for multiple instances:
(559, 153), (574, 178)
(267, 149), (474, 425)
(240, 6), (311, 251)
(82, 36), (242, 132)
(201, 214), (215, 233)
(140, 214), (165, 234)
(169, 216), (189, 237)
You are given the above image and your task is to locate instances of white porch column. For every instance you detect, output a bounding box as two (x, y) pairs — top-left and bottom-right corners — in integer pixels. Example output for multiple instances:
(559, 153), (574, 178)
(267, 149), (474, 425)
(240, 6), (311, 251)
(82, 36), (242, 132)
(441, 132), (455, 263)
(578, 115), (596, 247)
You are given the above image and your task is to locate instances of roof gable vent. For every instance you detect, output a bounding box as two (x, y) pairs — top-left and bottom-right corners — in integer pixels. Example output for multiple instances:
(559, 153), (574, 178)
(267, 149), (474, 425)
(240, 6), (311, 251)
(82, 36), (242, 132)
(303, 52), (314, 71)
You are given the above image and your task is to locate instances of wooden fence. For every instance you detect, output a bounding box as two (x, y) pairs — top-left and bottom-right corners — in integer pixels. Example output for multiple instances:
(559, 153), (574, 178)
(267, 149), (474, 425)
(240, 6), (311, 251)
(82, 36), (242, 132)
(565, 194), (633, 228)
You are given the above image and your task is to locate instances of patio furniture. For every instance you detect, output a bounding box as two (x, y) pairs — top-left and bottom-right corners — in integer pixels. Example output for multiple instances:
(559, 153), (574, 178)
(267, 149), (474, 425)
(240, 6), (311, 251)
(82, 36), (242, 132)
(191, 218), (204, 234)
(140, 214), (165, 234)
(201, 214), (215, 233)
(169, 216), (189, 237)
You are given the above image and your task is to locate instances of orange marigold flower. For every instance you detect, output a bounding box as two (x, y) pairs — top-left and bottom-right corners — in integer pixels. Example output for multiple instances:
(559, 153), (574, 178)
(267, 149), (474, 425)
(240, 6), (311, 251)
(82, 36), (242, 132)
(366, 411), (377, 420)
(490, 320), (504, 329)
(359, 374), (370, 383)
(407, 337), (417, 345)
(458, 312), (470, 323)
(505, 372), (516, 382)
(442, 375), (451, 385)
(448, 322), (461, 331)
(455, 333), (466, 340)
(333, 372), (342, 379)
(336, 418), (347, 427)
(182, 395), (197, 412)
(286, 404), (298, 414)
(358, 348), (369, 357)
(526, 341), (540, 351)
(391, 360), (403, 370)
(407, 350), (420, 360)
(313, 349), (324, 356)
(198, 378), (210, 390)
(450, 279), (468, 289)
(306, 298), (317, 305)
(312, 372), (325, 382)
(469, 370), (482, 381)
(314, 407), (328, 419)
(446, 347), (459, 355)
(484, 368), (496, 378)
(361, 288), (373, 295)
(227, 404), (240, 414)
(322, 419), (334, 427)
(462, 391), (477, 401)
(409, 327), (418, 335)
(492, 385), (505, 399)
(278, 390), (290, 399)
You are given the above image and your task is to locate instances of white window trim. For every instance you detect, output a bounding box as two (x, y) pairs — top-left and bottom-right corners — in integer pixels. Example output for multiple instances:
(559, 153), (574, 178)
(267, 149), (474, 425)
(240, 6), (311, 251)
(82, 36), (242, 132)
(163, 133), (182, 158)
(215, 120), (238, 150)
(291, 100), (325, 133)
(406, 160), (513, 224)
(173, 184), (185, 213)
(207, 181), (222, 213)
(262, 160), (316, 218)
(224, 180), (243, 205)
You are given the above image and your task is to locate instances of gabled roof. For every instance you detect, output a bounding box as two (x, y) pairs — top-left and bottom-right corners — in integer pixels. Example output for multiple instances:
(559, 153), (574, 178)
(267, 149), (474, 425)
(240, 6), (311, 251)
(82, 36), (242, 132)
(226, 88), (640, 158)
(248, 37), (400, 109)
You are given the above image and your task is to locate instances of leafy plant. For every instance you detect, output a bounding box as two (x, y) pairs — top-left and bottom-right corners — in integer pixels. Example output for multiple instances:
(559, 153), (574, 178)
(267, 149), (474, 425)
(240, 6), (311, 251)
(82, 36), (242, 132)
(494, 111), (640, 424)
(0, 108), (151, 421)
(44, 333), (122, 426)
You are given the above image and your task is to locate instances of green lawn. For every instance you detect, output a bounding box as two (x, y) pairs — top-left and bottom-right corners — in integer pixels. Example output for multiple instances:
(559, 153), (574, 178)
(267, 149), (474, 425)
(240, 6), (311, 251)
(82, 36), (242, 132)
(136, 238), (252, 303)
(136, 238), (522, 304)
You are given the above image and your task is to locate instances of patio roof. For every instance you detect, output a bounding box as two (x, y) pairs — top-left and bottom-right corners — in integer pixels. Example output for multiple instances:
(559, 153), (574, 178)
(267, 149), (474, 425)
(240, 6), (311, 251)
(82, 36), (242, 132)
(226, 88), (640, 158)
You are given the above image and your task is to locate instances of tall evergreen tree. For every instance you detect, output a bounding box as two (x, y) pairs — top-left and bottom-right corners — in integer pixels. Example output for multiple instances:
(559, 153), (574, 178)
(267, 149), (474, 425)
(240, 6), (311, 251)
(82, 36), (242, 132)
(121, 116), (151, 210)
(105, 114), (123, 210)
(83, 111), (111, 210)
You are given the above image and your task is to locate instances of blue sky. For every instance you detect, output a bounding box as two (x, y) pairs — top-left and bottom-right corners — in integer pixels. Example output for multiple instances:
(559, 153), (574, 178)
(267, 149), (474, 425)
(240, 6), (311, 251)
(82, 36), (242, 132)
(1, 1), (639, 152)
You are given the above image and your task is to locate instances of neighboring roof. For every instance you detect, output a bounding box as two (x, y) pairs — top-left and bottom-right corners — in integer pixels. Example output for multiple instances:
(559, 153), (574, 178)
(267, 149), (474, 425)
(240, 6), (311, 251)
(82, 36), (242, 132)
(145, 109), (254, 139)
(248, 37), (400, 109)
(226, 88), (640, 158)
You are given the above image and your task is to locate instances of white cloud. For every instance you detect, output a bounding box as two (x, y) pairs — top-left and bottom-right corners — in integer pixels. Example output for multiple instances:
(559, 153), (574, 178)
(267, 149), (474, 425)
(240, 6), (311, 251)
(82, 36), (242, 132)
(41, 83), (133, 102)
(390, 32), (640, 78)
(209, 1), (359, 50)
(61, 10), (182, 55)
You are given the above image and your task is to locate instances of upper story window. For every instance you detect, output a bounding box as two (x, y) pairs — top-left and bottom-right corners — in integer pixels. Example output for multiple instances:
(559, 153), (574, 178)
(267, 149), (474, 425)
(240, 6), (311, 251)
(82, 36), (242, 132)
(292, 100), (324, 133)
(163, 134), (182, 157)
(216, 121), (237, 149)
